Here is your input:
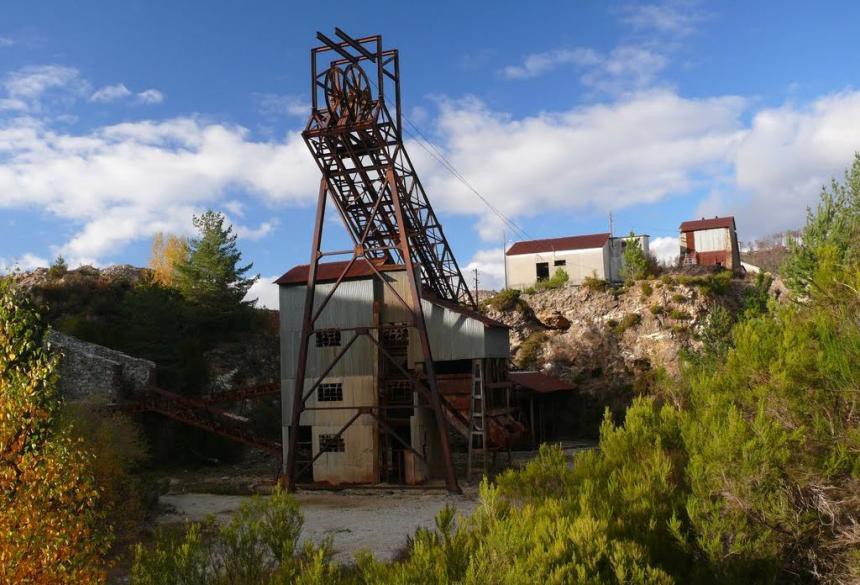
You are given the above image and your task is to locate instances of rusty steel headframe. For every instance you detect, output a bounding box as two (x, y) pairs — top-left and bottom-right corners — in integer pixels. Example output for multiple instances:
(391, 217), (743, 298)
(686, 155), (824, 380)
(284, 30), (471, 494)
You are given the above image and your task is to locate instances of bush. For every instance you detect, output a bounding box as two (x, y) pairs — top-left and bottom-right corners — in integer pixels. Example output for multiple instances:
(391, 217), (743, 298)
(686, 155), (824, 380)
(516, 331), (548, 369)
(483, 288), (527, 312)
(671, 293), (686, 303)
(132, 488), (341, 585)
(669, 308), (691, 320)
(649, 304), (665, 315)
(0, 281), (109, 583)
(534, 267), (569, 291)
(60, 400), (150, 536)
(640, 281), (654, 298)
(614, 313), (642, 334)
(47, 255), (68, 280)
(582, 274), (610, 292)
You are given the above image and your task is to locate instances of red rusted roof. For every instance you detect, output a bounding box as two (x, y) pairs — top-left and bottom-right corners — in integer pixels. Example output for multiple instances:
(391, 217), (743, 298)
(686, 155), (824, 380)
(506, 233), (610, 256)
(679, 216), (735, 232)
(275, 259), (404, 285)
(509, 371), (575, 393)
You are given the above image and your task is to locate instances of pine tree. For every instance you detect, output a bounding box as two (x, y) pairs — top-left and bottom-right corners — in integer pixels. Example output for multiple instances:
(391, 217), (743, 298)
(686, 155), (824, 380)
(173, 210), (258, 312)
(621, 231), (649, 282)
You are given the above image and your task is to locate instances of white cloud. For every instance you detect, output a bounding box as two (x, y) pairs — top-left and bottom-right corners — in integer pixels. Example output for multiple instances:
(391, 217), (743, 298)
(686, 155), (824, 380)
(621, 0), (706, 36)
(137, 89), (164, 104)
(254, 93), (306, 117)
(0, 36), (14, 48)
(704, 91), (860, 235)
(90, 83), (132, 103)
(502, 48), (599, 80)
(244, 276), (280, 310)
(0, 116), (318, 263)
(464, 248), (506, 290)
(415, 91), (746, 238)
(503, 44), (668, 95)
(0, 253), (49, 273)
(234, 220), (278, 241)
(649, 236), (680, 265)
(2, 65), (86, 111)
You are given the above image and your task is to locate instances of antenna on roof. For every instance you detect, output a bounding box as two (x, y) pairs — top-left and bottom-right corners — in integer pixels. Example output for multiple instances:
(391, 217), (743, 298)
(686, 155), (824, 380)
(609, 211), (614, 237)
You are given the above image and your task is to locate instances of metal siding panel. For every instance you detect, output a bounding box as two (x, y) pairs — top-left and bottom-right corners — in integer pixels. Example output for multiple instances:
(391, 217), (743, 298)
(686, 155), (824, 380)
(695, 228), (728, 252)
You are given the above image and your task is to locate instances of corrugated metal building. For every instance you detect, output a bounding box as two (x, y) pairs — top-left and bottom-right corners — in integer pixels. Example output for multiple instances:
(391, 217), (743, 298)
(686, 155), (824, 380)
(679, 216), (741, 271)
(504, 233), (650, 288)
(277, 260), (510, 486)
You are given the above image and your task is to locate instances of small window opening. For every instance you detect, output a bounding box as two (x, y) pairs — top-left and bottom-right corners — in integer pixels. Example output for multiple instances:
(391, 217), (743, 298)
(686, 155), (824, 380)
(536, 262), (550, 280)
(318, 382), (343, 402)
(553, 259), (566, 267)
(316, 329), (341, 347)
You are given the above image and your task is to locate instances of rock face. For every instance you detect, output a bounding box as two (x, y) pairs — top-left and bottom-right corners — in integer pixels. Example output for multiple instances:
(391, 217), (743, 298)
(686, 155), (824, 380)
(47, 330), (156, 401)
(485, 277), (751, 400)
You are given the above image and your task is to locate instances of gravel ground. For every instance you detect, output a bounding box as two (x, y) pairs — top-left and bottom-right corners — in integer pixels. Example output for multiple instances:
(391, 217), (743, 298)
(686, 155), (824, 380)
(157, 488), (479, 563)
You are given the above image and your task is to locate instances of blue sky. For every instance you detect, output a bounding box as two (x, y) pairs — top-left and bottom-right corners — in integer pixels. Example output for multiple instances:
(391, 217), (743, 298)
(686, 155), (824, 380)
(2, 1), (859, 306)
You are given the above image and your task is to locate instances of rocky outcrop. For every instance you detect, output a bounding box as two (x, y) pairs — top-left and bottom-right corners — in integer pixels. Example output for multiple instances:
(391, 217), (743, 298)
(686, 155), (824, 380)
(47, 330), (156, 401)
(485, 276), (753, 398)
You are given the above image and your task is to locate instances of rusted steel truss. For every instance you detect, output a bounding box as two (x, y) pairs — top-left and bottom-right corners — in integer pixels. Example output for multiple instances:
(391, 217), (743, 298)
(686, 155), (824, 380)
(286, 30), (471, 494)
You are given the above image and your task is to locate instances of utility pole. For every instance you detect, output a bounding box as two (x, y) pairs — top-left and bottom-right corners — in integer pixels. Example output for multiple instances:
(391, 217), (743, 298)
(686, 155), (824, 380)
(502, 229), (508, 290)
(609, 211), (614, 237)
(474, 267), (479, 303)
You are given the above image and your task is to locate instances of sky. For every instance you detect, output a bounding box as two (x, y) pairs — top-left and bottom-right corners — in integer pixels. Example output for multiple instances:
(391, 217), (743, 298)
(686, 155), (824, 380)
(1, 0), (859, 308)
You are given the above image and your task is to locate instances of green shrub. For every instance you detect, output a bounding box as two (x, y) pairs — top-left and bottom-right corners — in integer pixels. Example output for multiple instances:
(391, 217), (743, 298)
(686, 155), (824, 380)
(669, 308), (691, 320)
(534, 267), (569, 291)
(582, 274), (610, 292)
(649, 304), (665, 315)
(660, 274), (675, 285)
(516, 331), (548, 369)
(671, 293), (686, 303)
(131, 488), (340, 585)
(47, 256), (68, 280)
(614, 313), (642, 334)
(640, 281), (654, 297)
(483, 288), (527, 312)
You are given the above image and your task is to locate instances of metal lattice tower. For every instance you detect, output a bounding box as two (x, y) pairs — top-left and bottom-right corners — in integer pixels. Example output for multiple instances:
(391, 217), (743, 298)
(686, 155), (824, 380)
(284, 30), (472, 494)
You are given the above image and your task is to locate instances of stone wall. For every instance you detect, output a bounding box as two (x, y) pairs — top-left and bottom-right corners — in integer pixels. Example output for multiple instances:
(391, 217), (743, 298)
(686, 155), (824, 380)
(47, 330), (156, 401)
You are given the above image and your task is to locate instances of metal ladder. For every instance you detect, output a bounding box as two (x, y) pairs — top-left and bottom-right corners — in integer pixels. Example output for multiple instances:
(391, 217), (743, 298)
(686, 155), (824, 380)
(467, 359), (488, 480)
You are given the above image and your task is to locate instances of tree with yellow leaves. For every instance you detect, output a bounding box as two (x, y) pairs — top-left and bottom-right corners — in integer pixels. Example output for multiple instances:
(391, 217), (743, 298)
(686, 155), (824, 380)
(148, 232), (189, 287)
(0, 280), (109, 584)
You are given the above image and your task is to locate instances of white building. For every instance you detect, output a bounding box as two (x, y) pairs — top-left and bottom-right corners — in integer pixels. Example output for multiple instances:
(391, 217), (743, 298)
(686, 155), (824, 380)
(504, 233), (650, 288)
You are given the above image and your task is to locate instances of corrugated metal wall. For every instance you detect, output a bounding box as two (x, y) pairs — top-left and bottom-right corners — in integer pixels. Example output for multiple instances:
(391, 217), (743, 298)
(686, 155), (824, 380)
(693, 228), (729, 252)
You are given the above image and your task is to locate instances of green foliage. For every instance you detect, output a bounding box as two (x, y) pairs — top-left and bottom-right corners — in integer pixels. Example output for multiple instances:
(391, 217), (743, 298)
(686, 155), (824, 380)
(614, 312), (642, 334)
(669, 308), (690, 320)
(60, 400), (150, 535)
(675, 271), (732, 297)
(483, 288), (528, 312)
(649, 304), (665, 315)
(741, 271), (773, 317)
(174, 210), (258, 314)
(48, 255), (68, 280)
(622, 232), (650, 283)
(640, 281), (654, 298)
(583, 273), (610, 292)
(132, 488), (341, 585)
(534, 267), (569, 291)
(783, 152), (860, 294)
(0, 281), (109, 583)
(516, 331), (548, 369)
(671, 293), (686, 303)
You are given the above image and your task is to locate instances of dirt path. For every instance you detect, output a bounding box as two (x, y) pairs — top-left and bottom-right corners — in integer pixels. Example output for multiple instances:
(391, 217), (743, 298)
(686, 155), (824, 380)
(157, 488), (479, 563)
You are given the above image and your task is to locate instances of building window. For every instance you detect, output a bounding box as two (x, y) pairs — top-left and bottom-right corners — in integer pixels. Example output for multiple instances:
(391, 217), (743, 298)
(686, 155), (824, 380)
(319, 434), (345, 453)
(536, 262), (549, 280)
(381, 325), (409, 347)
(315, 329), (341, 347)
(318, 382), (343, 402)
(553, 259), (566, 267)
